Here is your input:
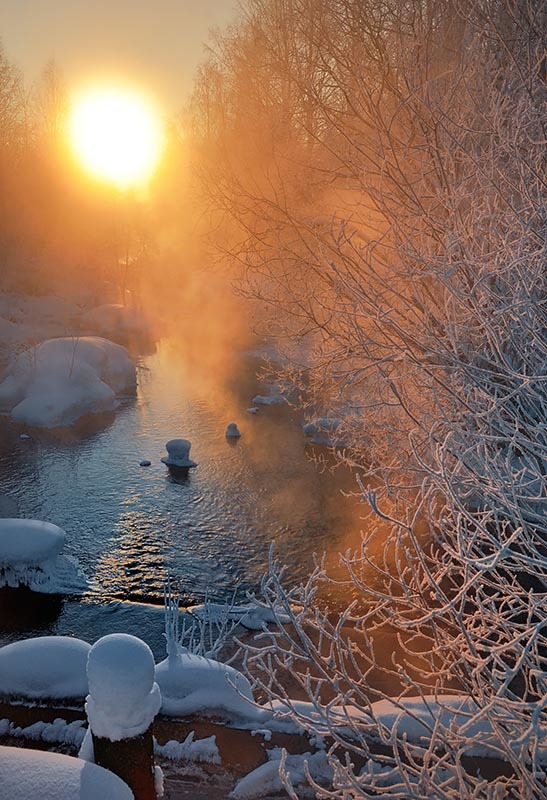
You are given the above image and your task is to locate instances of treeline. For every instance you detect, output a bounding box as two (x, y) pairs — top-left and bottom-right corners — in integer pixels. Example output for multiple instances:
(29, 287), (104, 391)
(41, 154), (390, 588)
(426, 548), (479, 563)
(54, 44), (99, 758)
(187, 2), (547, 796)
(0, 46), (187, 302)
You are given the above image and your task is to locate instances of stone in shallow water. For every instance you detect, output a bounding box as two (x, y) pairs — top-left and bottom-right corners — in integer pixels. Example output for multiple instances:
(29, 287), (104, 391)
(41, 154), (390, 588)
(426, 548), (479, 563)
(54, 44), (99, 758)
(225, 423), (241, 438)
(139, 460), (151, 467)
(161, 439), (197, 468)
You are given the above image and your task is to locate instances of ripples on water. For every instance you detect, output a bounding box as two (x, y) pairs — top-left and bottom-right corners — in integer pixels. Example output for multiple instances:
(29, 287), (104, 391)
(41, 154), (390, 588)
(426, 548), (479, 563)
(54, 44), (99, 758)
(0, 337), (369, 650)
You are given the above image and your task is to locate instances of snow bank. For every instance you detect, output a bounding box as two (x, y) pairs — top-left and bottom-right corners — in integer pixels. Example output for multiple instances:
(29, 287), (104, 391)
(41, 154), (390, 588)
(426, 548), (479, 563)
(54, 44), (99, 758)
(154, 731), (221, 764)
(0, 717), (87, 748)
(0, 636), (90, 700)
(0, 745), (134, 800)
(80, 304), (150, 342)
(231, 749), (332, 799)
(155, 652), (260, 721)
(0, 336), (136, 427)
(86, 634), (161, 742)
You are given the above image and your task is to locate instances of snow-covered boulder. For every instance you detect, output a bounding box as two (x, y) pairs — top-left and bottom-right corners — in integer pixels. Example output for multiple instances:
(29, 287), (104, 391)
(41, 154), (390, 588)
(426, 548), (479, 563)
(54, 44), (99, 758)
(225, 422), (241, 438)
(155, 652), (259, 721)
(86, 634), (161, 742)
(0, 518), (65, 590)
(161, 439), (197, 468)
(0, 746), (134, 800)
(302, 417), (345, 446)
(0, 336), (136, 427)
(0, 636), (90, 701)
(81, 304), (149, 342)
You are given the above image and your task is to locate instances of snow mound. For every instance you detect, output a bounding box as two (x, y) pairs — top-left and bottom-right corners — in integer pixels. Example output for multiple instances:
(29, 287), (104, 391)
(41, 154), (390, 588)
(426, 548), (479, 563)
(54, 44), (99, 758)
(154, 731), (221, 764)
(0, 518), (71, 591)
(155, 652), (260, 721)
(80, 304), (149, 342)
(161, 439), (197, 468)
(86, 634), (161, 742)
(0, 746), (134, 800)
(0, 636), (90, 700)
(0, 336), (136, 427)
(231, 749), (332, 799)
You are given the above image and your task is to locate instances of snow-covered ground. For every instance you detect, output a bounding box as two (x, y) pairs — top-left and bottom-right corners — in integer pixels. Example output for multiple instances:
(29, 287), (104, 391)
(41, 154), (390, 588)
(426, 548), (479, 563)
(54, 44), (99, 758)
(0, 745), (134, 800)
(0, 336), (136, 427)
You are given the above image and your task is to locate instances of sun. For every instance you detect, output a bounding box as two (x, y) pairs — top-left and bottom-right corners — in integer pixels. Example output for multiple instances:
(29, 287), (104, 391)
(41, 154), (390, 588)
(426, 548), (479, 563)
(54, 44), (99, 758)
(68, 86), (164, 188)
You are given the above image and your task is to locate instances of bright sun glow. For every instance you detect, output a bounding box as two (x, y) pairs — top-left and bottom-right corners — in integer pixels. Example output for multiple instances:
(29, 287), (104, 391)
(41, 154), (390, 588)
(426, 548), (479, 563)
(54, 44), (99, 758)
(68, 87), (163, 188)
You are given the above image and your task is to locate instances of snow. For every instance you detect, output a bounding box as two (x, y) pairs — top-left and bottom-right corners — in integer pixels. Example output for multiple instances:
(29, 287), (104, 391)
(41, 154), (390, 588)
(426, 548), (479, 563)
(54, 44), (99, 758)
(225, 422), (241, 437)
(0, 717), (87, 748)
(231, 749), (332, 799)
(86, 634), (161, 742)
(155, 651), (260, 721)
(80, 304), (149, 341)
(0, 745), (134, 800)
(0, 518), (86, 593)
(161, 438), (197, 468)
(0, 636), (90, 700)
(0, 336), (136, 427)
(247, 407), (259, 414)
(191, 600), (291, 631)
(154, 731), (221, 764)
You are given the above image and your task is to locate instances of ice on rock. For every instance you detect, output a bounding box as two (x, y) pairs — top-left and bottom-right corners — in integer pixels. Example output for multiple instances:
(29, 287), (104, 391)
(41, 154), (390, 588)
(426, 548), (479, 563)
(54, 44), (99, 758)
(161, 438), (197, 468)
(86, 634), (161, 742)
(225, 422), (241, 438)
(0, 518), (66, 590)
(0, 636), (90, 701)
(155, 652), (260, 721)
(0, 746), (134, 800)
(0, 336), (136, 427)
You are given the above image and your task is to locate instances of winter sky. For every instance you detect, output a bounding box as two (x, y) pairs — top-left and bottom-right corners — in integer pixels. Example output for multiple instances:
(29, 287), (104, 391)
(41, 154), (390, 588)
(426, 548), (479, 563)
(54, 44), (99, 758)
(0, 0), (237, 110)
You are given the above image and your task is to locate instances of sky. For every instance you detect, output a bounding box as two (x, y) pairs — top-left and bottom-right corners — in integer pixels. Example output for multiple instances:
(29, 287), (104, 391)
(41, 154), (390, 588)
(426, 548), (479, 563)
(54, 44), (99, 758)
(0, 0), (237, 112)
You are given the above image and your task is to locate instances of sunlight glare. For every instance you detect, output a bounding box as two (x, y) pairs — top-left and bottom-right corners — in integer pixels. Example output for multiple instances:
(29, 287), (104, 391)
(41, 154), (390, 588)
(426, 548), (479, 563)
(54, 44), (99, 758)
(69, 87), (163, 188)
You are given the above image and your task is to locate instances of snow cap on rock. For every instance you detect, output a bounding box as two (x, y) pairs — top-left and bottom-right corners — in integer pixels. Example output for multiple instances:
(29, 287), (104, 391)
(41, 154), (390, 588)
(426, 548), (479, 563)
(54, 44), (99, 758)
(161, 439), (197, 468)
(86, 634), (161, 742)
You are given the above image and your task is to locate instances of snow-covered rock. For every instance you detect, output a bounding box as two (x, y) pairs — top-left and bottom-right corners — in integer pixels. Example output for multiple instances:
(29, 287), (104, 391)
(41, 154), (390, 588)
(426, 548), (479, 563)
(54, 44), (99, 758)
(302, 417), (345, 446)
(0, 746), (134, 800)
(0, 336), (136, 427)
(86, 634), (161, 742)
(161, 439), (197, 468)
(0, 519), (67, 591)
(192, 600), (291, 631)
(0, 636), (90, 700)
(155, 652), (260, 721)
(225, 422), (241, 438)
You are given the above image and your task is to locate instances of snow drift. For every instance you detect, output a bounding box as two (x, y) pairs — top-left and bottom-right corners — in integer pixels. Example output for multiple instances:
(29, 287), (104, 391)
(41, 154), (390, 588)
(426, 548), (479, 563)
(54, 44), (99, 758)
(0, 336), (136, 427)
(0, 636), (90, 701)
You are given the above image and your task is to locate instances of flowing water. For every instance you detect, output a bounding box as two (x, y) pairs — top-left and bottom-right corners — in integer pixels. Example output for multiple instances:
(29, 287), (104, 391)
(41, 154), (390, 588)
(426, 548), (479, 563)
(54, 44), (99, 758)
(0, 335), (366, 657)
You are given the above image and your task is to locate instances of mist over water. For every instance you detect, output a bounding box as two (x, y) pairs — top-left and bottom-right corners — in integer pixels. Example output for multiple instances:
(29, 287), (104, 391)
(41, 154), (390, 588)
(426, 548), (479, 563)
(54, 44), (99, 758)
(0, 330), (366, 651)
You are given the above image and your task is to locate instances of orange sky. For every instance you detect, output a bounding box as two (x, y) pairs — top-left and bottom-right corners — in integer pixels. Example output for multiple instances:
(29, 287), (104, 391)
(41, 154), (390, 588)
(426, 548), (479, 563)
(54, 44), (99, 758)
(0, 0), (237, 112)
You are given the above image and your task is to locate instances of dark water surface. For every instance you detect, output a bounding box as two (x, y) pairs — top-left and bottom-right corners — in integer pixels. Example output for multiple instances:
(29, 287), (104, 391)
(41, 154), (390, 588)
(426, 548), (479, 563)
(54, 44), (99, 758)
(0, 337), (365, 656)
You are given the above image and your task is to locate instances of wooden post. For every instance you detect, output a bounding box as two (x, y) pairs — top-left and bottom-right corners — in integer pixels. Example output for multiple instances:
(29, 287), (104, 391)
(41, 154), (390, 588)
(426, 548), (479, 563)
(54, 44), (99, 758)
(92, 725), (156, 800)
(85, 633), (162, 800)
